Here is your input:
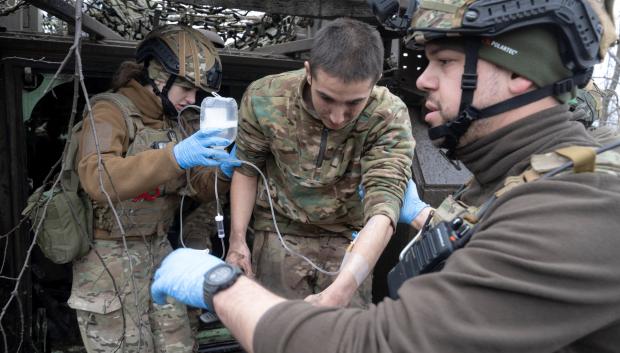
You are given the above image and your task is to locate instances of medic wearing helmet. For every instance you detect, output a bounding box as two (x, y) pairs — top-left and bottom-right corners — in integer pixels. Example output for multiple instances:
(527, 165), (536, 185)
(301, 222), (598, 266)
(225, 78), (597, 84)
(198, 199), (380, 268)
(150, 2), (620, 353)
(67, 24), (239, 353)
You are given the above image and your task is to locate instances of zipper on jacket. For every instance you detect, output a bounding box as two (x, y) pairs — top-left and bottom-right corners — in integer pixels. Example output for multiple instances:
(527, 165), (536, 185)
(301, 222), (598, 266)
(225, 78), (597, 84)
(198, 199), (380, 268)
(315, 128), (329, 168)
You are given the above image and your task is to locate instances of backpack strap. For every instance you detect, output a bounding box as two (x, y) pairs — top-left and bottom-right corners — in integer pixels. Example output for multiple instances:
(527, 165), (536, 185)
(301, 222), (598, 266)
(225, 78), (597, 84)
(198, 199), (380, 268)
(60, 92), (145, 192)
(89, 92), (144, 141)
(60, 121), (85, 192)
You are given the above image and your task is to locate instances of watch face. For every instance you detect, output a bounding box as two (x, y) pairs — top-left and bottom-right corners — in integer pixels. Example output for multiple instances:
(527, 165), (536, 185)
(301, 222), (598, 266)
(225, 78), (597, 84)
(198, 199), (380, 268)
(207, 265), (234, 285)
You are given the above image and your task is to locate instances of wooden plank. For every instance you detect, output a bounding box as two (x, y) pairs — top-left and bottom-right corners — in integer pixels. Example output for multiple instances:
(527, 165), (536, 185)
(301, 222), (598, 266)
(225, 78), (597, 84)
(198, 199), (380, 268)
(26, 0), (124, 40)
(179, 0), (375, 19)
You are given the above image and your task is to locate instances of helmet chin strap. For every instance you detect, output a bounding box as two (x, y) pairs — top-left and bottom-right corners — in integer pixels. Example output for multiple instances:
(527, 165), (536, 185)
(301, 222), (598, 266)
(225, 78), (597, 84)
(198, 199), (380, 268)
(428, 38), (481, 156)
(147, 70), (179, 118)
(428, 38), (589, 157)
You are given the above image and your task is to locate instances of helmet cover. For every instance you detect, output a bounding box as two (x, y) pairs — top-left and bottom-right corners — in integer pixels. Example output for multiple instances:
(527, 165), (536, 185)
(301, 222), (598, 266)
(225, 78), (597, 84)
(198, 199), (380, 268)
(137, 24), (222, 92)
(406, 0), (617, 72)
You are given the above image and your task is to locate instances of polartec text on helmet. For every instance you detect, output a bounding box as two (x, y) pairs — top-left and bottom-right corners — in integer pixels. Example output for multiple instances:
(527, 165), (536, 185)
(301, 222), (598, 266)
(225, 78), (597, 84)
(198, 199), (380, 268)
(484, 39), (519, 56)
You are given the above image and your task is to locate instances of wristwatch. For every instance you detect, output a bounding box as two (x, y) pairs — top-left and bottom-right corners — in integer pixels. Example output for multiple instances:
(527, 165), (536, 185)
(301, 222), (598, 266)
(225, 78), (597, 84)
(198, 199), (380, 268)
(203, 263), (242, 310)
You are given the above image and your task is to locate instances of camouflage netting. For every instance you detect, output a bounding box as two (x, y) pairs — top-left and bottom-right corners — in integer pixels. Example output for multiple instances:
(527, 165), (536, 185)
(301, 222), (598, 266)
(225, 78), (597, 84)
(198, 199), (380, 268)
(69, 0), (314, 49)
(0, 0), (27, 17)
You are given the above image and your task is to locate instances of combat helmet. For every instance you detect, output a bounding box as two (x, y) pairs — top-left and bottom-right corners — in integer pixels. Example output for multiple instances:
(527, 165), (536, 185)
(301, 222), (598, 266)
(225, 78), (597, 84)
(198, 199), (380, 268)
(370, 0), (617, 153)
(136, 24), (223, 117)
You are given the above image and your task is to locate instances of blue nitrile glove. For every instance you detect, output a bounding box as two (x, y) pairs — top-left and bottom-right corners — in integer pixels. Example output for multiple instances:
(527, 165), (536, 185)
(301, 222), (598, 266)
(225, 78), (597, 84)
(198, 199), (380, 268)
(399, 179), (430, 225)
(173, 129), (231, 169)
(219, 144), (241, 178)
(357, 184), (365, 200)
(151, 248), (224, 310)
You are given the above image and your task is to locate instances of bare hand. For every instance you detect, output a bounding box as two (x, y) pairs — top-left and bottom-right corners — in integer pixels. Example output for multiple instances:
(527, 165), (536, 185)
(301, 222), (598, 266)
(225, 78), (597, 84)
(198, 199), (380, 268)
(226, 241), (254, 278)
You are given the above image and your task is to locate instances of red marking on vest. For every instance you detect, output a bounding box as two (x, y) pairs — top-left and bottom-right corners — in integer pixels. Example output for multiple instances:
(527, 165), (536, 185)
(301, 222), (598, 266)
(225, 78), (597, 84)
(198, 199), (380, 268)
(132, 187), (161, 202)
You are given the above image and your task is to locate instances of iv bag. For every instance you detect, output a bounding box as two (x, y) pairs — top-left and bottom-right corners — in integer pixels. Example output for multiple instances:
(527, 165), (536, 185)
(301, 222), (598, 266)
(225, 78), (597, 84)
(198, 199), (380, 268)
(200, 96), (238, 146)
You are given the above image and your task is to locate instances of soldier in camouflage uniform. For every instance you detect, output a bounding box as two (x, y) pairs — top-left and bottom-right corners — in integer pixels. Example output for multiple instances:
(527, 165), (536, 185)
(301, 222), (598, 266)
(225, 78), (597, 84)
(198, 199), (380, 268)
(68, 25), (238, 353)
(226, 18), (415, 308)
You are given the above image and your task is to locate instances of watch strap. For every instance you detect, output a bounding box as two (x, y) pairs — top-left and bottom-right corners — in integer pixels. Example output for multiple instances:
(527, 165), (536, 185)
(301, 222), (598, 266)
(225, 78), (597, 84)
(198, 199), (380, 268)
(203, 263), (242, 310)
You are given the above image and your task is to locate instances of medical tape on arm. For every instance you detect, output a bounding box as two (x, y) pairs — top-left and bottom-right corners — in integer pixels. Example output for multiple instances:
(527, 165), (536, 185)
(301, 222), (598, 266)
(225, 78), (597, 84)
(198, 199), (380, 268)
(339, 250), (370, 286)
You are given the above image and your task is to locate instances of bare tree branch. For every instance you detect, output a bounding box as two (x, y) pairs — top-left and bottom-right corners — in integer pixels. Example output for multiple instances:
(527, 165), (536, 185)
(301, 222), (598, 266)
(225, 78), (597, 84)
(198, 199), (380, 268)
(603, 44), (620, 122)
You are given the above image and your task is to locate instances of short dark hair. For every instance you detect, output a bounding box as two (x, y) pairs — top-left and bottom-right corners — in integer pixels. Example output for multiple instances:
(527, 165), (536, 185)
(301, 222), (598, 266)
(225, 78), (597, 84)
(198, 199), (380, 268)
(309, 18), (384, 83)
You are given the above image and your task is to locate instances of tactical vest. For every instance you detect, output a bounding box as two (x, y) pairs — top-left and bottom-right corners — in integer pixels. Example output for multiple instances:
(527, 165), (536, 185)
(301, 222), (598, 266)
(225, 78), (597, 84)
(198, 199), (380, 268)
(432, 145), (620, 231)
(87, 93), (188, 239)
(387, 144), (620, 298)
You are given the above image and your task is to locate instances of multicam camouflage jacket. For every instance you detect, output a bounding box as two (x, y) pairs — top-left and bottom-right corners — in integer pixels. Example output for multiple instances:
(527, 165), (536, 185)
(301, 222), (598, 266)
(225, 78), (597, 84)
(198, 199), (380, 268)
(235, 69), (414, 237)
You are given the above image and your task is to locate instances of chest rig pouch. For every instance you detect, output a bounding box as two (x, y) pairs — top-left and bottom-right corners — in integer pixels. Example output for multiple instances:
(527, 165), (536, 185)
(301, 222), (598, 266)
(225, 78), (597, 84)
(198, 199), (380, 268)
(387, 143), (620, 299)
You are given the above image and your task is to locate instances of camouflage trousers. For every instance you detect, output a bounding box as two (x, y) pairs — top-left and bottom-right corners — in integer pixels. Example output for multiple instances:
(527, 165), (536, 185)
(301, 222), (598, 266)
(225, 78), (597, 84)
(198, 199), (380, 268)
(67, 236), (194, 353)
(181, 201), (217, 250)
(178, 201), (219, 332)
(252, 230), (372, 308)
